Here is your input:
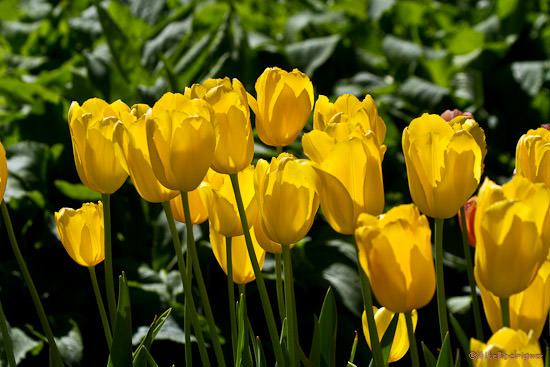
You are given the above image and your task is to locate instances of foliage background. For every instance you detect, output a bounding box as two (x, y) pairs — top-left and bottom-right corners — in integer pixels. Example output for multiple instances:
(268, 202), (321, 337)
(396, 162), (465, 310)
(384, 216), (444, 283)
(0, 0), (548, 365)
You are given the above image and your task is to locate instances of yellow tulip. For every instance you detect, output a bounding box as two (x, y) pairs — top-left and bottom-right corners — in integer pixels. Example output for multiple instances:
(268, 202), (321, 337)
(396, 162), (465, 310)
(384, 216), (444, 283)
(170, 188), (209, 225)
(113, 104), (179, 203)
(302, 122), (385, 234)
(146, 92), (216, 192)
(313, 94), (386, 145)
(0, 140), (7, 203)
(355, 204), (436, 313)
(254, 153), (319, 246)
(402, 113), (485, 218)
(250, 67), (314, 147)
(186, 78), (254, 174)
(470, 328), (543, 366)
(477, 262), (550, 339)
(209, 222), (266, 284)
(68, 98), (129, 193)
(515, 128), (550, 186)
(362, 307), (418, 363)
(474, 176), (550, 298)
(55, 202), (104, 267)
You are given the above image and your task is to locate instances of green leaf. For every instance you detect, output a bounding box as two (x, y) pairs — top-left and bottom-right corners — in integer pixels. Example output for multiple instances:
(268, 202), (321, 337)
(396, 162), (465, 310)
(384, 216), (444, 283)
(446, 296), (471, 315)
(380, 313), (399, 364)
(133, 309), (172, 367)
(382, 35), (422, 64)
(55, 320), (83, 367)
(448, 28), (485, 55)
(252, 336), (267, 367)
(318, 287), (337, 367)
(0, 327), (43, 365)
(54, 180), (101, 201)
(422, 341), (437, 367)
(309, 315), (320, 367)
(449, 314), (472, 367)
(436, 333), (452, 367)
(322, 263), (362, 317)
(399, 76), (449, 107)
(511, 61), (546, 97)
(286, 35), (341, 77)
(132, 315), (193, 346)
(236, 293), (247, 367)
(108, 273), (133, 367)
(368, 0), (395, 21)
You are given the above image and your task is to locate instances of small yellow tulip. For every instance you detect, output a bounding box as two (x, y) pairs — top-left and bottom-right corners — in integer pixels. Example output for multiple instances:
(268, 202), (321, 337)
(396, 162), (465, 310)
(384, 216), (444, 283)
(0, 140), (7, 203)
(355, 204), (436, 313)
(470, 328), (543, 366)
(186, 78), (254, 174)
(474, 176), (550, 298)
(68, 98), (129, 194)
(402, 113), (485, 218)
(146, 92), (216, 192)
(254, 153), (319, 246)
(55, 202), (104, 267)
(250, 67), (314, 147)
(303, 122), (385, 234)
(170, 188), (209, 225)
(362, 307), (418, 363)
(515, 128), (550, 186)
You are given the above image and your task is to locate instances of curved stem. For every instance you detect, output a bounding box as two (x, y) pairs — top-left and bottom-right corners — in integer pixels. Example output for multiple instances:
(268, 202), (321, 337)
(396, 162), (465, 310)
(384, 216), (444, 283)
(275, 253), (286, 324)
(500, 297), (510, 328)
(229, 173), (285, 367)
(405, 311), (419, 367)
(88, 266), (112, 349)
(226, 236), (238, 363)
(100, 193), (117, 329)
(434, 218), (449, 344)
(1, 202), (64, 367)
(282, 245), (298, 367)
(0, 293), (16, 367)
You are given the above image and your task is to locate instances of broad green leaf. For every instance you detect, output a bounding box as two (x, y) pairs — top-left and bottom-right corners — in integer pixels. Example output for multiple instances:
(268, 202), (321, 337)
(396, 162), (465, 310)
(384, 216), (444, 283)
(286, 35), (341, 77)
(55, 320), (83, 367)
(448, 28), (485, 55)
(368, 0), (395, 21)
(422, 341), (437, 367)
(322, 263), (362, 317)
(511, 61), (546, 97)
(0, 327), (43, 365)
(54, 180), (101, 201)
(318, 287), (337, 367)
(108, 273), (133, 367)
(399, 76), (449, 107)
(382, 35), (422, 64)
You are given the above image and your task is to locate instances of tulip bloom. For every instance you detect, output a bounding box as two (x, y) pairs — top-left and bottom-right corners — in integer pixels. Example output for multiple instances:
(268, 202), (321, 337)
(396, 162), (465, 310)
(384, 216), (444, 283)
(313, 94), (386, 145)
(0, 140), (7, 202)
(146, 92), (216, 192)
(470, 328), (543, 367)
(186, 78), (254, 174)
(477, 262), (550, 339)
(113, 104), (178, 203)
(254, 153), (319, 245)
(68, 98), (129, 193)
(362, 307), (418, 363)
(355, 204), (436, 313)
(303, 122), (385, 234)
(55, 202), (105, 267)
(474, 176), (550, 298)
(402, 113), (485, 218)
(458, 196), (477, 246)
(250, 67), (314, 147)
(170, 188), (209, 225)
(515, 127), (550, 187)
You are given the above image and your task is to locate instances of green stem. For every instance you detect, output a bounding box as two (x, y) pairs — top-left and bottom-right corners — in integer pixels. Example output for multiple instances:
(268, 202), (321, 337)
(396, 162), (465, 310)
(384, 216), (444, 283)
(229, 173), (285, 367)
(161, 202), (210, 367)
(1, 202), (64, 367)
(276, 146), (283, 154)
(282, 245), (298, 367)
(459, 207), (484, 340)
(180, 192), (225, 366)
(275, 253), (286, 324)
(405, 311), (419, 367)
(100, 193), (117, 329)
(88, 266), (112, 349)
(348, 331), (358, 364)
(500, 297), (510, 328)
(238, 284), (246, 297)
(226, 236), (238, 363)
(0, 293), (16, 367)
(434, 218), (449, 344)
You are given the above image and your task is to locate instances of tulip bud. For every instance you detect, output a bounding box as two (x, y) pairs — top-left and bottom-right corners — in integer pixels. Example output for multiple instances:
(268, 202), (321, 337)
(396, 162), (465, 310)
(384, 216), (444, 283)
(440, 109), (473, 122)
(515, 128), (550, 187)
(458, 196), (477, 246)
(0, 140), (7, 203)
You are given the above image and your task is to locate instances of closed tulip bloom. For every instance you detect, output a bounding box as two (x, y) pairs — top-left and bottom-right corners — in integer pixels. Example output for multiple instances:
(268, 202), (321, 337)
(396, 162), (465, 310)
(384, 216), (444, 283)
(474, 176), (550, 298)
(170, 187), (209, 225)
(254, 153), (319, 245)
(113, 104), (179, 203)
(402, 113), (485, 218)
(0, 140), (7, 202)
(186, 78), (254, 174)
(55, 202), (104, 267)
(313, 94), (386, 145)
(250, 67), (314, 147)
(303, 122), (385, 234)
(362, 307), (418, 363)
(458, 196), (477, 246)
(209, 223), (266, 284)
(146, 92), (216, 192)
(470, 328), (543, 367)
(516, 128), (550, 186)
(355, 204), (436, 313)
(252, 215), (294, 254)
(68, 98), (129, 193)
(477, 262), (550, 339)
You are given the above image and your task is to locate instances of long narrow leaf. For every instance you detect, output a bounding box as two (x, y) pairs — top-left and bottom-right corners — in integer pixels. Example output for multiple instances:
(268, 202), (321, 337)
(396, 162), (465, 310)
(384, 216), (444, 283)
(108, 273), (133, 367)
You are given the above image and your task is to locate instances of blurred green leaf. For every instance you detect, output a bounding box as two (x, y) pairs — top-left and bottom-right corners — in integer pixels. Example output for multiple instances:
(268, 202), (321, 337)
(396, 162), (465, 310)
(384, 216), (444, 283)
(318, 287), (337, 367)
(511, 61), (547, 97)
(399, 76), (449, 107)
(368, 0), (395, 21)
(422, 341), (437, 367)
(54, 180), (101, 201)
(0, 326), (43, 365)
(286, 35), (341, 77)
(55, 320), (83, 367)
(448, 28), (485, 55)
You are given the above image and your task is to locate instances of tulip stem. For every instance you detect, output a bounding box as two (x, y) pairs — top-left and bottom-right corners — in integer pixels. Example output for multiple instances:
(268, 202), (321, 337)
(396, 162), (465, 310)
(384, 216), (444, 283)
(180, 192), (226, 366)
(275, 253), (286, 323)
(0, 293), (16, 367)
(348, 331), (358, 364)
(226, 236), (238, 363)
(101, 193), (117, 330)
(405, 311), (420, 367)
(459, 207), (484, 340)
(161, 202), (210, 367)
(282, 244), (298, 366)
(88, 266), (112, 349)
(1, 202), (64, 367)
(229, 173), (286, 367)
(434, 218), (449, 344)
(276, 146), (283, 154)
(500, 297), (510, 328)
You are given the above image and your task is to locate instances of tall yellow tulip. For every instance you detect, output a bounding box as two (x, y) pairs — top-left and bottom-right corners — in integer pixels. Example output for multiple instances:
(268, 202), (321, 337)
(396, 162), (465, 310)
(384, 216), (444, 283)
(254, 153), (319, 246)
(186, 78), (254, 174)
(146, 92), (216, 192)
(68, 98), (129, 193)
(55, 202), (104, 267)
(355, 204), (436, 313)
(515, 127), (550, 186)
(402, 113), (485, 218)
(250, 67), (314, 147)
(303, 122), (385, 234)
(0, 140), (7, 203)
(474, 176), (550, 298)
